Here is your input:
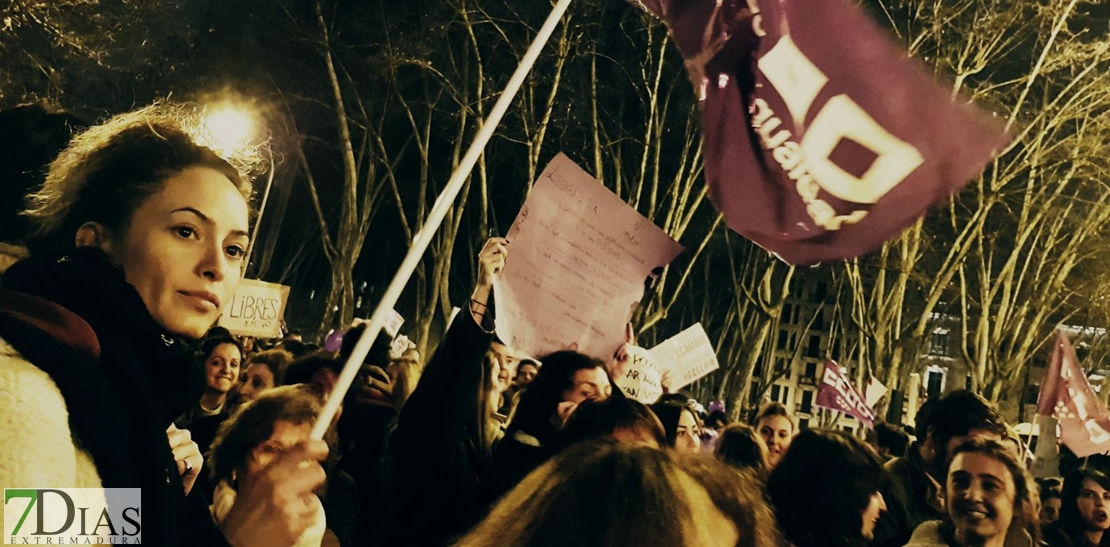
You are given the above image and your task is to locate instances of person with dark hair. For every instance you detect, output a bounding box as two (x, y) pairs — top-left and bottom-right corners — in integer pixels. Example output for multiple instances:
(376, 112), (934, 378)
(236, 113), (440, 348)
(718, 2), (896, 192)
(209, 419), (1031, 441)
(876, 390), (1008, 547)
(175, 335), (244, 428)
(1044, 469), (1110, 547)
(0, 104), (326, 546)
(237, 348), (294, 404)
(384, 238), (507, 546)
(1040, 478), (1065, 527)
(208, 385), (335, 547)
(706, 410), (731, 432)
(651, 401), (703, 454)
(767, 429), (889, 547)
(753, 401), (795, 468)
(456, 441), (781, 547)
(493, 349), (614, 498)
(716, 422), (771, 475)
(869, 421), (912, 462)
(906, 438), (1039, 547)
(560, 397), (667, 447)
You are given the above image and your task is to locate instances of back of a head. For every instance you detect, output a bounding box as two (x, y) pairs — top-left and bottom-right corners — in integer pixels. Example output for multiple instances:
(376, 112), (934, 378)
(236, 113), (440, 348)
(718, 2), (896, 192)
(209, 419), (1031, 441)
(509, 351), (607, 445)
(283, 351), (341, 386)
(339, 323), (393, 369)
(455, 441), (779, 547)
(874, 422), (911, 458)
(246, 349), (295, 385)
(716, 423), (770, 473)
(766, 429), (886, 547)
(561, 398), (666, 448)
(929, 390), (1005, 449)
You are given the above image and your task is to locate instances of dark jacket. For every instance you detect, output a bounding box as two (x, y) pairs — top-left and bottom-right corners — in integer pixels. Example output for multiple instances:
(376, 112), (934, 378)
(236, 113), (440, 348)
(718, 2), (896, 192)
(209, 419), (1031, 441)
(384, 310), (494, 546)
(873, 442), (945, 547)
(0, 250), (229, 546)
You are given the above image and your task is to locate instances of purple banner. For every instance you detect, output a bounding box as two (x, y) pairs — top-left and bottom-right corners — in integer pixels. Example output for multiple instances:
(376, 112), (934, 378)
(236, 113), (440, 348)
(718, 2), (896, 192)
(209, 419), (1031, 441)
(629, 0), (1007, 264)
(1038, 332), (1110, 458)
(816, 361), (876, 426)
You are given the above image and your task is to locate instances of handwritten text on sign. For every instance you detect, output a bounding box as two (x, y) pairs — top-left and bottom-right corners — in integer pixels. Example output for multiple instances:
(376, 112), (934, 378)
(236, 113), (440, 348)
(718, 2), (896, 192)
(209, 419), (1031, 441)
(494, 153), (684, 359)
(219, 279), (290, 338)
(614, 345), (665, 404)
(815, 362), (876, 427)
(650, 323), (720, 390)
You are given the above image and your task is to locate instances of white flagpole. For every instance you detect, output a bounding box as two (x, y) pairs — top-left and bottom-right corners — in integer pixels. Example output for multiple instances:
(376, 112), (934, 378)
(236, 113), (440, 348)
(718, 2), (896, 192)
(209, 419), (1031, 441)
(310, 0), (575, 440)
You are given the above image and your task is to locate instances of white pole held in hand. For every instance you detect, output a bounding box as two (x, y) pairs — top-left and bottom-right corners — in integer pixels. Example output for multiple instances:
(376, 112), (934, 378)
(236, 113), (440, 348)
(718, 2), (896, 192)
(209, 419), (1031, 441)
(310, 0), (575, 440)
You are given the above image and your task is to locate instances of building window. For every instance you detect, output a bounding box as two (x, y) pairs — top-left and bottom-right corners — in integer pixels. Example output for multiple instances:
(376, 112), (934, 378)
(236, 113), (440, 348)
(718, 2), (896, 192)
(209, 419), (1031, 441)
(929, 330), (949, 357)
(777, 329), (789, 350)
(811, 310), (824, 331)
(771, 384), (780, 402)
(813, 281), (828, 302)
(806, 335), (822, 359)
(800, 390), (814, 413)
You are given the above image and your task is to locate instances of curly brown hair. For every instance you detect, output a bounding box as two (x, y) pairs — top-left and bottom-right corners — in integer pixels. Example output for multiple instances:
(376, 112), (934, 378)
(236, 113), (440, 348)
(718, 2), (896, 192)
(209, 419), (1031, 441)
(942, 437), (1041, 547)
(22, 103), (252, 255)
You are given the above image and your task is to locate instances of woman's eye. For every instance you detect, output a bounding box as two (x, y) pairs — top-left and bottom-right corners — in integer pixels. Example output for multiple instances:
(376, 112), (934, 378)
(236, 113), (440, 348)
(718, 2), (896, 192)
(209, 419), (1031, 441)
(175, 226), (196, 238)
(226, 245), (246, 260)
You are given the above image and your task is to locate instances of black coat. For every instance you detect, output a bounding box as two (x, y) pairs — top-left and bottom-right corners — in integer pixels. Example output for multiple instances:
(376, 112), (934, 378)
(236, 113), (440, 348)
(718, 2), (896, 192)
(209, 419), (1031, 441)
(384, 310), (494, 547)
(0, 250), (230, 546)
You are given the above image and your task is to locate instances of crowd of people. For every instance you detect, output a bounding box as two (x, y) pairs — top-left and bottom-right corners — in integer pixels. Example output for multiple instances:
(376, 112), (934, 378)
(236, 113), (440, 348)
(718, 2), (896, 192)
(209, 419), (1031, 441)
(0, 104), (1107, 547)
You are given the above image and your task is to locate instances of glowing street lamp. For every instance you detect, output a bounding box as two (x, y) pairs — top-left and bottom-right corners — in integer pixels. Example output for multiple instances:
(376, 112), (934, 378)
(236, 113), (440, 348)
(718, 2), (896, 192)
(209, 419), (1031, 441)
(201, 104), (257, 157)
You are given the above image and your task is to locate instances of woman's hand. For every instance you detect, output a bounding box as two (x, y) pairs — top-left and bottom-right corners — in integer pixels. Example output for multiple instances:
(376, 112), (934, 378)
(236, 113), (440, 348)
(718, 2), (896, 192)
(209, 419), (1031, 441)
(167, 425), (202, 495)
(471, 238), (508, 322)
(220, 440), (329, 547)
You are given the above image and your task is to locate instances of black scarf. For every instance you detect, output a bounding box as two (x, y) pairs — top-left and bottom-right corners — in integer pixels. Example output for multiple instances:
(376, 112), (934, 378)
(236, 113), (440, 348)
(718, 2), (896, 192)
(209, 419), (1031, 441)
(1, 248), (217, 545)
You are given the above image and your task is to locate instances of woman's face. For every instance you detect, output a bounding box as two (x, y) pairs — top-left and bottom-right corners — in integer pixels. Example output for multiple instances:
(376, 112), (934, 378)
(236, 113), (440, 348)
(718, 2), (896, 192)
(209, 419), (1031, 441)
(246, 419), (311, 475)
(757, 415), (794, 467)
(1076, 478), (1110, 531)
(205, 342), (242, 394)
(861, 492), (887, 540)
(98, 167), (249, 339)
(562, 367), (612, 405)
(946, 452), (1015, 545)
(674, 409), (702, 454)
(237, 362), (275, 404)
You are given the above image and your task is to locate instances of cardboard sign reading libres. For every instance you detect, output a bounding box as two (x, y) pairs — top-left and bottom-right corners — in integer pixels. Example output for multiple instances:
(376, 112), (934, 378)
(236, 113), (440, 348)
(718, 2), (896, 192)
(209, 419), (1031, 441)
(218, 279), (290, 338)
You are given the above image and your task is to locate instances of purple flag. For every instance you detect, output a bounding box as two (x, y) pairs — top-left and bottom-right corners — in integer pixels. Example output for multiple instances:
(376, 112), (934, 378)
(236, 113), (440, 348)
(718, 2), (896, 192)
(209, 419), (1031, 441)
(816, 361), (876, 426)
(1038, 332), (1110, 457)
(630, 0), (1007, 264)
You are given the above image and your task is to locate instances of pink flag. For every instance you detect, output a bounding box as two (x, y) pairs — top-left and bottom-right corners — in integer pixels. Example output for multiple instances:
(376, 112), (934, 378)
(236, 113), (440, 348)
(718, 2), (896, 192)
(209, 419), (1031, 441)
(628, 0), (1007, 264)
(1037, 332), (1110, 458)
(815, 361), (876, 426)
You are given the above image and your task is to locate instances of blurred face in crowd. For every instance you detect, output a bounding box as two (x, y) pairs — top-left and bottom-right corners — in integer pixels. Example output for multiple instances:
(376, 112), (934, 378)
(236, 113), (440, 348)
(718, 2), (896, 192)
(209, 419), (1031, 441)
(246, 419), (311, 474)
(515, 363), (539, 389)
(861, 492), (887, 540)
(758, 415), (794, 467)
(563, 367), (612, 405)
(674, 409), (702, 454)
(237, 362), (275, 404)
(945, 452), (1015, 545)
(1077, 479), (1110, 531)
(205, 342), (242, 394)
(1041, 497), (1061, 525)
(85, 167), (249, 339)
(491, 341), (520, 379)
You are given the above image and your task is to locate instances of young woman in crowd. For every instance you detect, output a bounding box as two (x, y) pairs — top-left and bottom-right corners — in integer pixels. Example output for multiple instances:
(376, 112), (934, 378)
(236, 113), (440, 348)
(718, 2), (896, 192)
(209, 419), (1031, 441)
(493, 349), (614, 496)
(237, 348), (294, 404)
(1044, 469), (1110, 547)
(384, 238), (506, 546)
(715, 422), (771, 476)
(208, 385), (334, 547)
(767, 429), (888, 547)
(176, 335), (244, 428)
(0, 104), (327, 546)
(650, 401), (703, 454)
(906, 438), (1039, 547)
(753, 401), (795, 468)
(456, 441), (780, 547)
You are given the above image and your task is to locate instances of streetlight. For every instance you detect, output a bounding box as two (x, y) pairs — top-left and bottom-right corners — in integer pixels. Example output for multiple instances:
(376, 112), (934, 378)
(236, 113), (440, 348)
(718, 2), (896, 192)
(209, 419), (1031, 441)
(198, 101), (272, 273)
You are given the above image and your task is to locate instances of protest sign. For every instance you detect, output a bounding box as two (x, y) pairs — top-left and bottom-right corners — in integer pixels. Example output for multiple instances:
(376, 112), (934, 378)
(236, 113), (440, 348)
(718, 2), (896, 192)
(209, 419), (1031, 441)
(219, 279), (290, 338)
(613, 345), (665, 404)
(815, 361), (876, 426)
(628, 0), (1007, 264)
(494, 153), (684, 359)
(649, 323), (720, 390)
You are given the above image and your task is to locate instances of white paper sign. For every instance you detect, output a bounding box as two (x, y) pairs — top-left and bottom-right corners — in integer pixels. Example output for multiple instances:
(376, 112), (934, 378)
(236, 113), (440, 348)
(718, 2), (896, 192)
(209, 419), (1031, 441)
(649, 323), (720, 390)
(385, 309), (405, 337)
(494, 154), (684, 359)
(613, 345), (665, 404)
(219, 279), (290, 338)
